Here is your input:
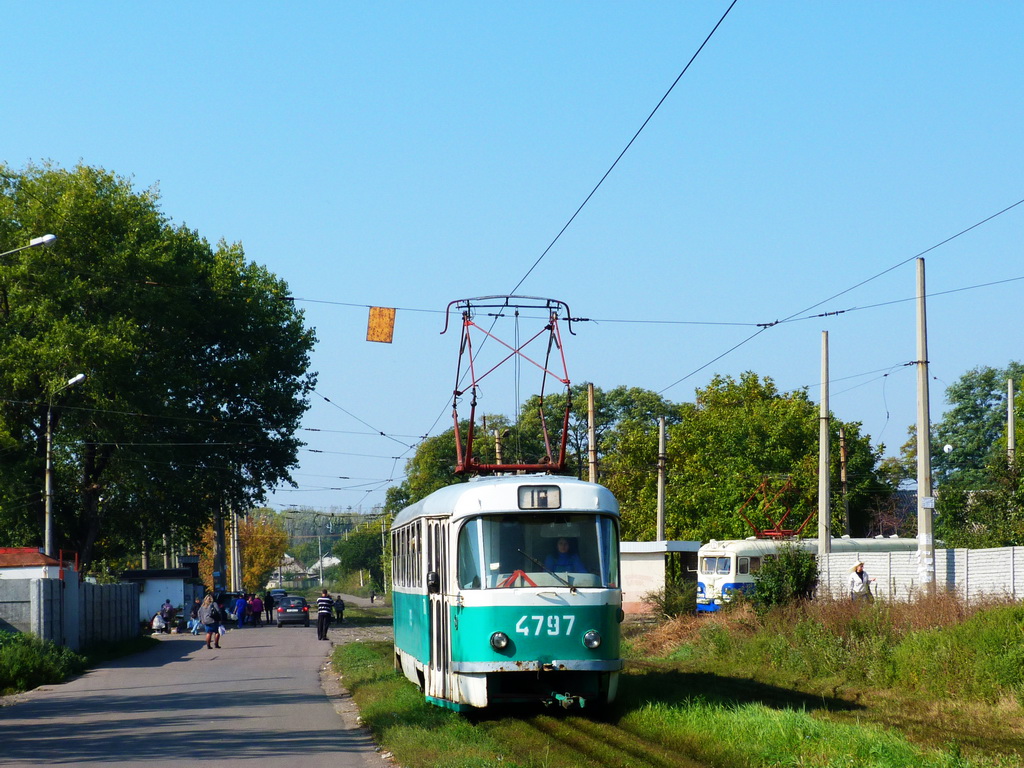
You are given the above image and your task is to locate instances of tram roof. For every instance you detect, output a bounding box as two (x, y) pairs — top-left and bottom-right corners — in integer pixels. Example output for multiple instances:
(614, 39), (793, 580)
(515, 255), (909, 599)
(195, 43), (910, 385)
(698, 537), (919, 555)
(391, 474), (619, 530)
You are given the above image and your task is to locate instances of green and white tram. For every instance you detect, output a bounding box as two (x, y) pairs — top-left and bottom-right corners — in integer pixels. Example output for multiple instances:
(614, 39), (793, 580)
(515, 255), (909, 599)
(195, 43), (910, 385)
(391, 474), (623, 711)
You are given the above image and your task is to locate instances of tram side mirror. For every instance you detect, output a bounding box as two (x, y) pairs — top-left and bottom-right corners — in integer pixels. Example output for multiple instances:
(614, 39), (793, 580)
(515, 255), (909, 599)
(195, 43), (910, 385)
(426, 571), (440, 594)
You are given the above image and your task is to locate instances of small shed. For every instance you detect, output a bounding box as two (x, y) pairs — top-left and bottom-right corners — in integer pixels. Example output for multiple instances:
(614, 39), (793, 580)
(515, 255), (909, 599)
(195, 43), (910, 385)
(620, 541), (701, 614)
(120, 568), (196, 624)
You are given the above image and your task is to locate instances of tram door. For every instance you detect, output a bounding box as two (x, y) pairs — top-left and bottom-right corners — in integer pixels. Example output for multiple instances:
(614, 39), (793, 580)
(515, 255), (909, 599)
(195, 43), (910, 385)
(426, 520), (452, 702)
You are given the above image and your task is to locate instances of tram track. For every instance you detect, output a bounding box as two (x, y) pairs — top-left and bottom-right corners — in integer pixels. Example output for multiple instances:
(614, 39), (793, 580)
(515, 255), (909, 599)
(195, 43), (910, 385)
(504, 711), (710, 768)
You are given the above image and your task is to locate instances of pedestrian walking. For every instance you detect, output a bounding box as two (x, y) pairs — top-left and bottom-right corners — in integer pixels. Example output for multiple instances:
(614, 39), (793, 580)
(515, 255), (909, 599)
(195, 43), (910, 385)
(263, 592), (275, 624)
(849, 561), (876, 603)
(316, 589), (333, 641)
(197, 595), (222, 649)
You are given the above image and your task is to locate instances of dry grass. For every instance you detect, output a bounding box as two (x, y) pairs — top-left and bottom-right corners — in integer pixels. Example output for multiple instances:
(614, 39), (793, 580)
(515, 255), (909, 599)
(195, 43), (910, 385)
(631, 590), (1021, 659)
(631, 600), (761, 657)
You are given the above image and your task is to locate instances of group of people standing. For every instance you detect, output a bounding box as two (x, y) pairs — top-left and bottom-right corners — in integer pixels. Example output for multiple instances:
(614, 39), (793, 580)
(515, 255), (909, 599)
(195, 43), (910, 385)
(231, 593), (270, 628)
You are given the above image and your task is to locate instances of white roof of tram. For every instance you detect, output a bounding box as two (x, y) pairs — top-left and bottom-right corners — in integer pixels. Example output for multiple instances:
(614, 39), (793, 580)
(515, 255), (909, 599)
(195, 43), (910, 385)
(391, 474), (619, 530)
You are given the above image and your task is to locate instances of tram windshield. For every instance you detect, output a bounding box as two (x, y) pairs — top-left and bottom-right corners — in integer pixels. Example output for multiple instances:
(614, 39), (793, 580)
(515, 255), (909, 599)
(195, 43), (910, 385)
(457, 514), (619, 590)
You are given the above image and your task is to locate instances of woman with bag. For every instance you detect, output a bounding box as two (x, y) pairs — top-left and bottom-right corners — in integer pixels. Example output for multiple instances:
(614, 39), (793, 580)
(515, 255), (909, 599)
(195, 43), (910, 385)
(198, 594), (223, 649)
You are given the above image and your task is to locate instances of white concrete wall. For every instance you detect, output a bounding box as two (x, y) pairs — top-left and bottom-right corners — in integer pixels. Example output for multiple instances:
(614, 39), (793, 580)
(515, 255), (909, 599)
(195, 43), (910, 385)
(820, 546), (1024, 601)
(622, 552), (666, 614)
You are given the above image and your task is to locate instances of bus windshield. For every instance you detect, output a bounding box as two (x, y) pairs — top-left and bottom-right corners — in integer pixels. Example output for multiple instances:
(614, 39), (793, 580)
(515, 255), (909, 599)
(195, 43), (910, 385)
(457, 514), (619, 589)
(700, 556), (732, 575)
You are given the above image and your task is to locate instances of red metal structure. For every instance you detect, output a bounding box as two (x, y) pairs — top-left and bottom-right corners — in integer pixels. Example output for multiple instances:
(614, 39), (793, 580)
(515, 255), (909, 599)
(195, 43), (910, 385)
(441, 296), (576, 475)
(736, 478), (814, 538)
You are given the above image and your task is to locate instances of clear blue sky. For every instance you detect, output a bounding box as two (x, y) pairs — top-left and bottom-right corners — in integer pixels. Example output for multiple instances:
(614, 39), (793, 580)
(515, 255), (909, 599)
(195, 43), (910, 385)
(4, 3), (1022, 513)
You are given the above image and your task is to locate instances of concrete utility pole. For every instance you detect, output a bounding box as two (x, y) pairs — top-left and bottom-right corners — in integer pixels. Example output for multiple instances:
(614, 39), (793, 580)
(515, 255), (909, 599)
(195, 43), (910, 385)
(588, 383), (598, 483)
(916, 258), (936, 593)
(818, 331), (831, 555)
(1009, 379), (1016, 465)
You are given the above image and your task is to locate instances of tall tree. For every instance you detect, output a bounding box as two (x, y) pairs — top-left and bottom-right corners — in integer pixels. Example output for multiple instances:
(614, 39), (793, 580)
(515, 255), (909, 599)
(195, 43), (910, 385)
(0, 163), (316, 567)
(932, 363), (1024, 486)
(604, 373), (885, 542)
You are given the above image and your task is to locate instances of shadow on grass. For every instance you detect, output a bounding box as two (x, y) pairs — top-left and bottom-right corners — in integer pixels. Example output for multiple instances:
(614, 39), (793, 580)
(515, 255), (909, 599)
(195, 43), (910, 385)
(616, 666), (863, 715)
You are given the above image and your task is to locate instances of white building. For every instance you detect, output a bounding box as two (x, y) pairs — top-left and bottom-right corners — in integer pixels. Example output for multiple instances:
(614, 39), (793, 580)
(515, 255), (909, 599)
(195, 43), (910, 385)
(620, 541), (700, 614)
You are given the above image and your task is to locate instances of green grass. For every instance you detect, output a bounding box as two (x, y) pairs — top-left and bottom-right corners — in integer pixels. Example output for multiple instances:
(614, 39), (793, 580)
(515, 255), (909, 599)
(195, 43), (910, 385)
(333, 596), (1024, 768)
(333, 642), (524, 768)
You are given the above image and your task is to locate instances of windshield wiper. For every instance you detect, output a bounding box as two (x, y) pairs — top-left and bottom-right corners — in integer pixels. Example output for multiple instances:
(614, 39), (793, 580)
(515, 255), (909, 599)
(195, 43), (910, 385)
(517, 549), (576, 593)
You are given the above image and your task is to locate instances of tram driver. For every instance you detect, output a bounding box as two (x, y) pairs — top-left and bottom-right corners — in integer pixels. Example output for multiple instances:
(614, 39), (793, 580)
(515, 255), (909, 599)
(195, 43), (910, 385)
(545, 537), (586, 573)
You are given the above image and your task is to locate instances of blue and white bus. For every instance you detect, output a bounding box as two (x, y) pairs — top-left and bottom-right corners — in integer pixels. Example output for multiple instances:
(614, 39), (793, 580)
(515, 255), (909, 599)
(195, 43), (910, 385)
(696, 535), (919, 612)
(391, 474), (622, 711)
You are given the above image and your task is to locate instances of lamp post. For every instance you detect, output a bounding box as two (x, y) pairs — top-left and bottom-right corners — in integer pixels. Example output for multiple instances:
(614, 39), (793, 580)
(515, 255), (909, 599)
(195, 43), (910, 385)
(45, 373), (86, 557)
(0, 234), (57, 260)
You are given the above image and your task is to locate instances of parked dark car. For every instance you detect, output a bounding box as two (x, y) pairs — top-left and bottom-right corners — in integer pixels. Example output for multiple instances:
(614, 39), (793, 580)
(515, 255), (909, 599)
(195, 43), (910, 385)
(275, 595), (310, 627)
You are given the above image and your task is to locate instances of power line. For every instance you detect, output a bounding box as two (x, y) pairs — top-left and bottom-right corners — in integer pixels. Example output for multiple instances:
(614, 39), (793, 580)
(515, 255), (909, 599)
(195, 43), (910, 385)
(659, 196), (1024, 393)
(509, 0), (740, 295)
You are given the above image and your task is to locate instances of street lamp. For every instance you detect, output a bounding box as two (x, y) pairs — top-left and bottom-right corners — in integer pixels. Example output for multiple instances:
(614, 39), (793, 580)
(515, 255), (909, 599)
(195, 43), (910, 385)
(0, 234), (57, 260)
(45, 373), (86, 557)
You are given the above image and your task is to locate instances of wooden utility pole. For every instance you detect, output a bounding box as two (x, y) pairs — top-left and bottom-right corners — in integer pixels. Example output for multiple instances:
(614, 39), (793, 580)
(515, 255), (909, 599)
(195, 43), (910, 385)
(588, 383), (598, 483)
(818, 331), (831, 555)
(916, 258), (936, 593)
(656, 416), (666, 541)
(494, 429), (504, 465)
(839, 425), (851, 536)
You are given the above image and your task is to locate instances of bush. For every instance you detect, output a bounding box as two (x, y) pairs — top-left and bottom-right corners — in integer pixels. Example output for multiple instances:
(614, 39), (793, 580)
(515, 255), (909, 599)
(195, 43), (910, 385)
(0, 632), (86, 694)
(751, 545), (817, 612)
(644, 579), (697, 618)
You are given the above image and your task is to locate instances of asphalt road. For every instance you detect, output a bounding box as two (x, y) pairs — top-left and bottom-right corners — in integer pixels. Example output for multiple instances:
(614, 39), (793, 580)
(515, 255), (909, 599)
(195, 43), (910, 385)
(0, 616), (381, 768)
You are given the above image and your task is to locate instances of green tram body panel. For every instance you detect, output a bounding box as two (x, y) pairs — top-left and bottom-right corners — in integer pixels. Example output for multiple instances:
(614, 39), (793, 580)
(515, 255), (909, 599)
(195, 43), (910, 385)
(394, 590), (620, 669)
(451, 603), (620, 667)
(393, 590), (430, 662)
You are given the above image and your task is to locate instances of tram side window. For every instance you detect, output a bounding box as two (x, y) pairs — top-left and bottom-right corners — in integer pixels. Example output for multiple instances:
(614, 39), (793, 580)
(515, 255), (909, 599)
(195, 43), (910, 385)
(457, 519), (482, 589)
(737, 557), (749, 575)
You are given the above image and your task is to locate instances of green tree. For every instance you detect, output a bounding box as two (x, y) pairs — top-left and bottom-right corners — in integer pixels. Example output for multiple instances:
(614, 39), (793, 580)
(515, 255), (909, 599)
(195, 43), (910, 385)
(516, 384), (680, 478)
(932, 363), (1023, 485)
(605, 373), (886, 542)
(0, 163), (316, 567)
(333, 523), (386, 588)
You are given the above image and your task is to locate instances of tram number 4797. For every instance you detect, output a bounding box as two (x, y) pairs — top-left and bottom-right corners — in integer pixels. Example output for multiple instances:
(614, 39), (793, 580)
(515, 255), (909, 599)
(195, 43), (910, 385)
(516, 614), (576, 637)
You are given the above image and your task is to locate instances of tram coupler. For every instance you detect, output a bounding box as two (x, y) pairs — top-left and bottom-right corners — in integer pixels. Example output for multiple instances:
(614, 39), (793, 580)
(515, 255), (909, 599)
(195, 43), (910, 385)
(545, 692), (583, 709)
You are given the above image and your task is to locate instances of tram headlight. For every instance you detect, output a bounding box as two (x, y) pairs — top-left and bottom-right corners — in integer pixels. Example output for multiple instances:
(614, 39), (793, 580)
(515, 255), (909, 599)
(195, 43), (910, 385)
(490, 632), (510, 650)
(583, 630), (602, 649)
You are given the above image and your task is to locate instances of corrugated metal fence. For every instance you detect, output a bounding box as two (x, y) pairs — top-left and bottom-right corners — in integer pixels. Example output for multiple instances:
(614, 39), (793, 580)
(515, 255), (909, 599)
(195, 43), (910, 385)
(820, 546), (1024, 602)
